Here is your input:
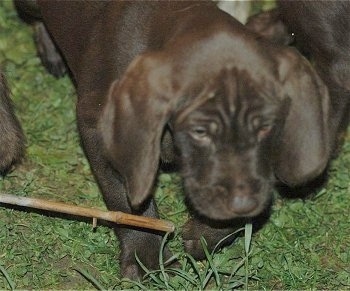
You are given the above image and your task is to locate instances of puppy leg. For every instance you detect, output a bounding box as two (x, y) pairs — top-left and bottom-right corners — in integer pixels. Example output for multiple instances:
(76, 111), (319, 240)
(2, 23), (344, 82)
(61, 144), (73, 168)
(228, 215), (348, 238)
(14, 0), (66, 78)
(33, 22), (67, 78)
(0, 73), (25, 174)
(117, 202), (171, 279)
(77, 104), (165, 279)
(89, 149), (165, 279)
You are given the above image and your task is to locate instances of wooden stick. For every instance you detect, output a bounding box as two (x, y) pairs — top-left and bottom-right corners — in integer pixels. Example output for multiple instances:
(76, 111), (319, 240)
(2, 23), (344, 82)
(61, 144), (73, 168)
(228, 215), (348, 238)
(0, 193), (175, 233)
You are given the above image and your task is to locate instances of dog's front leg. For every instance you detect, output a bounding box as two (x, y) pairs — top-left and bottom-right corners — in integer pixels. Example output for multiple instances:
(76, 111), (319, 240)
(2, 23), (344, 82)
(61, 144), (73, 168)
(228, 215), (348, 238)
(76, 98), (165, 279)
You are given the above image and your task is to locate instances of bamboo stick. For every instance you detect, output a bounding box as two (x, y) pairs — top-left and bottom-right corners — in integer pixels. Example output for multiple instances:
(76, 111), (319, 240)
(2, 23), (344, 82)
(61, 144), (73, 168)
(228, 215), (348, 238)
(0, 193), (175, 233)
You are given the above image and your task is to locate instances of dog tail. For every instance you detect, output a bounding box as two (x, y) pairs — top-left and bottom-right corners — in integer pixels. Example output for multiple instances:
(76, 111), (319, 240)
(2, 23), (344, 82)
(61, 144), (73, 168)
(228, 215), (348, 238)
(0, 73), (25, 175)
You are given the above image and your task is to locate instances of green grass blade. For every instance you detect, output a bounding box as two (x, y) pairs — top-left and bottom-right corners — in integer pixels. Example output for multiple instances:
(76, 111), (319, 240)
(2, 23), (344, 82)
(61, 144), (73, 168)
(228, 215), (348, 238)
(244, 222), (253, 255)
(244, 222), (253, 290)
(212, 227), (245, 254)
(163, 267), (198, 286)
(135, 254), (163, 286)
(120, 278), (148, 290)
(159, 232), (170, 289)
(0, 264), (15, 290)
(183, 253), (203, 288)
(73, 267), (106, 290)
(200, 237), (220, 288)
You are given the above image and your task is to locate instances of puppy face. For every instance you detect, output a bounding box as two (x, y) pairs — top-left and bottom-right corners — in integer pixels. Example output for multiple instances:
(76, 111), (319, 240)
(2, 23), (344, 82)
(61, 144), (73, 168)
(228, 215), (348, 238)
(100, 39), (330, 219)
(172, 71), (284, 220)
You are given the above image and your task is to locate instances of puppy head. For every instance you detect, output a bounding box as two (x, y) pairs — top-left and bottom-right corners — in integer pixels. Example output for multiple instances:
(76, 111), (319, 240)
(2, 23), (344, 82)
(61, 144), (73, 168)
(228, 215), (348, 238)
(99, 35), (330, 220)
(172, 69), (284, 220)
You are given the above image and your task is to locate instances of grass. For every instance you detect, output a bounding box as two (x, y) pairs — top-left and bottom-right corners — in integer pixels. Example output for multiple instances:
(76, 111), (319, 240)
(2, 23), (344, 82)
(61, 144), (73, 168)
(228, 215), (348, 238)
(0, 1), (349, 289)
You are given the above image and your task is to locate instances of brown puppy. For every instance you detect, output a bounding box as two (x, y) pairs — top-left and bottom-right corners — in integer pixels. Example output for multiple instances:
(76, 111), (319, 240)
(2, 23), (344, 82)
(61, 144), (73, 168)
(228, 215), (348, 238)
(0, 72), (25, 175)
(15, 1), (331, 278)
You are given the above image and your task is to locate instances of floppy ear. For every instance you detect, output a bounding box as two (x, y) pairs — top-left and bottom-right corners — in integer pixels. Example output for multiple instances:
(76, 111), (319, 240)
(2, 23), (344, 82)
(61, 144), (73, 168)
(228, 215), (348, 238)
(99, 52), (180, 209)
(274, 49), (331, 186)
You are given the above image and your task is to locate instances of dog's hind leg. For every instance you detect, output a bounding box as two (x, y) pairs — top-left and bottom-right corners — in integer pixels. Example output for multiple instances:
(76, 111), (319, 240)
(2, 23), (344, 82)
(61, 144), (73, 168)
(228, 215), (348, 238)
(14, 0), (67, 78)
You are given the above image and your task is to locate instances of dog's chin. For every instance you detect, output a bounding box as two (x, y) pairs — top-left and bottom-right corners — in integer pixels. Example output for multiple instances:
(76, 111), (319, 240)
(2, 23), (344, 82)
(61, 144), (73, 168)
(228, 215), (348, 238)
(186, 186), (271, 221)
(192, 200), (267, 221)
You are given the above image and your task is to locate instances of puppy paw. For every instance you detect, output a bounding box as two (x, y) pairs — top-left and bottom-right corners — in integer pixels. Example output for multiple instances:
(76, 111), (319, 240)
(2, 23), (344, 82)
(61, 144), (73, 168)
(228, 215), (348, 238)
(182, 219), (208, 259)
(183, 218), (241, 260)
(119, 230), (172, 279)
(121, 260), (143, 280)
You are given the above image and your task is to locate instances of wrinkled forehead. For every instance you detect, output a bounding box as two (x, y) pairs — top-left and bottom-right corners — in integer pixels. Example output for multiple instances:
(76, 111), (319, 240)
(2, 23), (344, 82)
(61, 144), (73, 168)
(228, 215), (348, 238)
(174, 68), (283, 124)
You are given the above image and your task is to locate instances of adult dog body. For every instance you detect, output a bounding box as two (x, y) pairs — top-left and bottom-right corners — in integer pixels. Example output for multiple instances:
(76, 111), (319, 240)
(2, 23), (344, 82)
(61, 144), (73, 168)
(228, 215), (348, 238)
(278, 1), (350, 143)
(247, 1), (350, 147)
(16, 1), (331, 278)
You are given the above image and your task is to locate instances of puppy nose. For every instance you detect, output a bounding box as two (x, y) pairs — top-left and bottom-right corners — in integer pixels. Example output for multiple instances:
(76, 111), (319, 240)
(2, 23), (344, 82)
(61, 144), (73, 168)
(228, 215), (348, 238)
(231, 195), (258, 215)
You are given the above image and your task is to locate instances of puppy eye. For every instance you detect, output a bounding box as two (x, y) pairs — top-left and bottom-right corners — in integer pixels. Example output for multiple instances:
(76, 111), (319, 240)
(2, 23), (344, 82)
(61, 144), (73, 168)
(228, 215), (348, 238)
(191, 126), (207, 136)
(189, 126), (209, 141)
(257, 124), (272, 141)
